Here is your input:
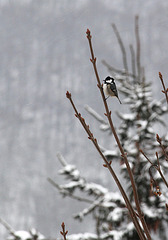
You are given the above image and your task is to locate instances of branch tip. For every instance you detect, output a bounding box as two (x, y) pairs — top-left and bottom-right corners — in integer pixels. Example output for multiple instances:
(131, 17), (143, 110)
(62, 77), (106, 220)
(66, 91), (71, 99)
(60, 222), (68, 239)
(166, 203), (168, 211)
(159, 72), (162, 79)
(86, 28), (91, 39)
(158, 72), (168, 103)
(156, 134), (162, 143)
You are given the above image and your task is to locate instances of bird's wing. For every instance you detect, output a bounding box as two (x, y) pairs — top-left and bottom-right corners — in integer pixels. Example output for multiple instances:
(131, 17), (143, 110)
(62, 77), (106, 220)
(110, 83), (118, 97)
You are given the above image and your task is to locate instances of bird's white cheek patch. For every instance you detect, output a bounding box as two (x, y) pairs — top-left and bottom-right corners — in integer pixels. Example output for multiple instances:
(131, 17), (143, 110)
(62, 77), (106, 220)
(106, 80), (112, 84)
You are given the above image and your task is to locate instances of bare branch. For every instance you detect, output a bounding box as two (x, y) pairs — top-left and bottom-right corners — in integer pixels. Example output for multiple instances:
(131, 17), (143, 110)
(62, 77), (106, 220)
(86, 28), (151, 240)
(155, 152), (168, 188)
(0, 217), (15, 236)
(139, 149), (168, 189)
(159, 72), (168, 104)
(112, 23), (129, 81)
(57, 152), (67, 167)
(60, 222), (68, 240)
(129, 44), (136, 82)
(74, 197), (104, 220)
(156, 134), (168, 161)
(135, 15), (141, 82)
(102, 59), (135, 78)
(66, 90), (147, 240)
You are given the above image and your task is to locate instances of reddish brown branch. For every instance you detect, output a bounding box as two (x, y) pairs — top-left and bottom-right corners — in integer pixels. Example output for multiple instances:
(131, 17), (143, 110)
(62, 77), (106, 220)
(86, 28), (151, 240)
(155, 152), (168, 188)
(139, 149), (168, 189)
(159, 72), (168, 104)
(60, 222), (68, 240)
(66, 91), (147, 240)
(156, 134), (168, 161)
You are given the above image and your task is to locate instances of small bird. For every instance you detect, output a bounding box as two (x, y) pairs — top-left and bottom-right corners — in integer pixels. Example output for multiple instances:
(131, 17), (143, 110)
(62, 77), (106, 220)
(103, 76), (122, 104)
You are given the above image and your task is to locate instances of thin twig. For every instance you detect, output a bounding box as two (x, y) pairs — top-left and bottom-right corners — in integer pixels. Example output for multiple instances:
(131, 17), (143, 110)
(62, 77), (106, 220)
(60, 222), (68, 240)
(135, 15), (141, 83)
(74, 197), (104, 220)
(156, 134), (168, 161)
(139, 150), (164, 197)
(156, 152), (168, 188)
(0, 217), (15, 236)
(139, 149), (153, 165)
(159, 72), (168, 104)
(139, 149), (168, 188)
(102, 60), (135, 78)
(86, 29), (151, 240)
(57, 152), (67, 167)
(129, 44), (136, 82)
(112, 23), (129, 82)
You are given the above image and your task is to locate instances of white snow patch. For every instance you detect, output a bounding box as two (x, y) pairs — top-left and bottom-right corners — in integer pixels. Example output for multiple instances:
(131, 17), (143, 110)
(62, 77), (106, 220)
(7, 230), (45, 240)
(107, 207), (123, 221)
(85, 183), (108, 195)
(67, 232), (97, 240)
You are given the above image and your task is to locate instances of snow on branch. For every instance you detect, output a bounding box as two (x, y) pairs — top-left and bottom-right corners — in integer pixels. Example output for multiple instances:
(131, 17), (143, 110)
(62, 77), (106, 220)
(48, 153), (110, 202)
(63, 222), (134, 240)
(49, 153), (129, 234)
(84, 105), (110, 131)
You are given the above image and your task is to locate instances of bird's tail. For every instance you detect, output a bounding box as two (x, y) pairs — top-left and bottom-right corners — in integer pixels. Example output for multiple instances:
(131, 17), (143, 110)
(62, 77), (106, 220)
(117, 97), (122, 104)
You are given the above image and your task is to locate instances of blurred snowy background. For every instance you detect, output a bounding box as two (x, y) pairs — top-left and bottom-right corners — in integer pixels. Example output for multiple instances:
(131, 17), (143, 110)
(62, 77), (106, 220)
(0, 0), (168, 239)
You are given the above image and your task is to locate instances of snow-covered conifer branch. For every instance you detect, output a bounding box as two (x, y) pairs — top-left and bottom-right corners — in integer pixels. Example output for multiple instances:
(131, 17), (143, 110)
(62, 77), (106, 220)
(0, 217), (45, 240)
(74, 197), (105, 220)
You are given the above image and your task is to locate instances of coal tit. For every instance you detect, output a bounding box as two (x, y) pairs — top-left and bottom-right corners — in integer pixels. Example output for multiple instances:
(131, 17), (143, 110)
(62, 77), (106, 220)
(103, 76), (122, 104)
